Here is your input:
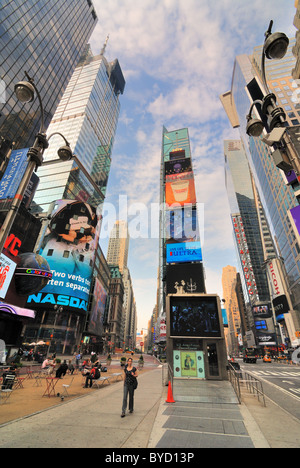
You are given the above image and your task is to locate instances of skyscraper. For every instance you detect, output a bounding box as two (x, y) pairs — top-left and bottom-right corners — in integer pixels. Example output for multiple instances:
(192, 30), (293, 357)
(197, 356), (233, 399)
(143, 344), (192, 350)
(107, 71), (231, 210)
(0, 0), (97, 149)
(24, 44), (125, 354)
(221, 38), (300, 346)
(222, 265), (241, 355)
(107, 221), (129, 274)
(32, 43), (125, 214)
(224, 140), (277, 348)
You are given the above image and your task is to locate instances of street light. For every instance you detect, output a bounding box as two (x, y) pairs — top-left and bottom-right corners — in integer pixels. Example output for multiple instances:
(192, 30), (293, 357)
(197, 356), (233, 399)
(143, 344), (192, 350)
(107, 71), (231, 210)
(244, 22), (300, 174)
(0, 73), (75, 254)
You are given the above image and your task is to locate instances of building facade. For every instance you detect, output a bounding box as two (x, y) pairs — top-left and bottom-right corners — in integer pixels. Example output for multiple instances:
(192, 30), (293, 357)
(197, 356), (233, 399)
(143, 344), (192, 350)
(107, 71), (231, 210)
(107, 221), (129, 274)
(22, 45), (125, 354)
(221, 38), (300, 347)
(0, 0), (97, 149)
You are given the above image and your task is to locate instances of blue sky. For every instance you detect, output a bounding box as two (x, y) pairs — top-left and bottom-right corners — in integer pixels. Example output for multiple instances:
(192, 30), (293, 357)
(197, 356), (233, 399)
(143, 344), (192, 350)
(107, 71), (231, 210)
(89, 0), (297, 331)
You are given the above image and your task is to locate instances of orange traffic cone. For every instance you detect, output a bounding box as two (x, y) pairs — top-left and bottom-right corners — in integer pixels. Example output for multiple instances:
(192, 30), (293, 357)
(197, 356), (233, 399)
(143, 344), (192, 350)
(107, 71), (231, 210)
(165, 380), (175, 403)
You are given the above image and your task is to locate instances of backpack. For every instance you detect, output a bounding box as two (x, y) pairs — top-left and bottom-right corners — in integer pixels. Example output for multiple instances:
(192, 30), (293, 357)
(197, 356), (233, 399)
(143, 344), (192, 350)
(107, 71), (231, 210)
(94, 367), (101, 380)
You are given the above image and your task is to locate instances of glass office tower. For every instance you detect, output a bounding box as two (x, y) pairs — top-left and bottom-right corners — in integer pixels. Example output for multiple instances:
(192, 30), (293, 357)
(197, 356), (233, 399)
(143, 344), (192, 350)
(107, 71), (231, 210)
(221, 39), (300, 346)
(32, 45), (125, 214)
(0, 0), (97, 149)
(23, 45), (125, 354)
(225, 140), (277, 348)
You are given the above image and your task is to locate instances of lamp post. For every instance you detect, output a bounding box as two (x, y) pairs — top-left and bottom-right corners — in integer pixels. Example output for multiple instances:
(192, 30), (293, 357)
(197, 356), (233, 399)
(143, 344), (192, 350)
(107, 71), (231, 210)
(245, 21), (300, 175)
(0, 72), (75, 255)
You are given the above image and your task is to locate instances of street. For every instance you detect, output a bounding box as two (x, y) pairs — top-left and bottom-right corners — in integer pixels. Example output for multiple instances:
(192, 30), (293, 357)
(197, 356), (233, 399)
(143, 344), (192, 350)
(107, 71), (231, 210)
(238, 359), (300, 421)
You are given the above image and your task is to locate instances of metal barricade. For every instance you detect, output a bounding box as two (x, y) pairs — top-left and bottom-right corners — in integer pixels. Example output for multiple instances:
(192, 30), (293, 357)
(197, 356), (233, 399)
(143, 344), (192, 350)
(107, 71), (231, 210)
(242, 371), (266, 407)
(227, 363), (241, 404)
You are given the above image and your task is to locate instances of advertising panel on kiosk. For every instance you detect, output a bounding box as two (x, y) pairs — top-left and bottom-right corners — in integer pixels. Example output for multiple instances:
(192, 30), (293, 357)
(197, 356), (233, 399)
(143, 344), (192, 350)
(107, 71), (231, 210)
(27, 199), (100, 313)
(167, 294), (223, 339)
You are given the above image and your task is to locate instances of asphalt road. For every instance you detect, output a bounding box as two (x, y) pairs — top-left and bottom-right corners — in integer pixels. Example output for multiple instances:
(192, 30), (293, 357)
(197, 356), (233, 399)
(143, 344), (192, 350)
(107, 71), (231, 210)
(238, 359), (300, 421)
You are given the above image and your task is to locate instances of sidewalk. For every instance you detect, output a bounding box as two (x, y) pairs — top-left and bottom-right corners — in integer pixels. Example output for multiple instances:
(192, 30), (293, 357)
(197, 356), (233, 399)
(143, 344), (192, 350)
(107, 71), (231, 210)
(0, 365), (299, 448)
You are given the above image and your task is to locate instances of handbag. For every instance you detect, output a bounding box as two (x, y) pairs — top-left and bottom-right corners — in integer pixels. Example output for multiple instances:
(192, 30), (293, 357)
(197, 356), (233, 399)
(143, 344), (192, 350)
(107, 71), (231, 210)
(133, 378), (138, 390)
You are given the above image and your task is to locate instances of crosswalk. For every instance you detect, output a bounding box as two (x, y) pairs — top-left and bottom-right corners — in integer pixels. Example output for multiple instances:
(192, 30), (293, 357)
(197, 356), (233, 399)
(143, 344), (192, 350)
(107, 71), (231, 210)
(249, 370), (300, 378)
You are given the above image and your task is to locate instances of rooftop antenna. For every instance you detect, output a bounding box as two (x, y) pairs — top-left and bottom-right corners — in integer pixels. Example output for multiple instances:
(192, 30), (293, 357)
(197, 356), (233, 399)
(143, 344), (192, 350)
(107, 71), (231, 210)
(100, 34), (110, 56)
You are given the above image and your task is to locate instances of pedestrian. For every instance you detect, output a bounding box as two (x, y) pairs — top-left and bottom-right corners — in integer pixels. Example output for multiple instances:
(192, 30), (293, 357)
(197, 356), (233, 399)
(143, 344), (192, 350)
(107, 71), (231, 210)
(84, 364), (101, 388)
(121, 357), (138, 418)
(55, 360), (69, 378)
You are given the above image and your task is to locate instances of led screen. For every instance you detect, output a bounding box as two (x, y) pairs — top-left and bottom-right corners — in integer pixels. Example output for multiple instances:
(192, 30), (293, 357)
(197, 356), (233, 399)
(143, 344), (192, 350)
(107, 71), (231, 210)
(170, 296), (222, 338)
(27, 199), (100, 313)
(166, 241), (202, 263)
(165, 171), (196, 206)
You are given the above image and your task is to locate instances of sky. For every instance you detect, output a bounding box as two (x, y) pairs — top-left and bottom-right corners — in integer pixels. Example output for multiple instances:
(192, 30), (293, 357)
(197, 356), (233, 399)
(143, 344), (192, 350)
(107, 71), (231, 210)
(88, 0), (297, 331)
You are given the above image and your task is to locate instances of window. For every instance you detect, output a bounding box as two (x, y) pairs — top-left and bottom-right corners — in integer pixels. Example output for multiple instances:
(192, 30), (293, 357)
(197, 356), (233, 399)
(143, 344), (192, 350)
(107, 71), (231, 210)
(47, 249), (54, 256)
(63, 251), (70, 258)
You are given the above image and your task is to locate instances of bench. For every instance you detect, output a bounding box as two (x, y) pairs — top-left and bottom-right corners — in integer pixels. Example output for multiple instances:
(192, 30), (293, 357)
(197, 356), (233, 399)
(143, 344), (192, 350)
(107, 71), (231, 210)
(92, 376), (110, 388)
(110, 373), (123, 381)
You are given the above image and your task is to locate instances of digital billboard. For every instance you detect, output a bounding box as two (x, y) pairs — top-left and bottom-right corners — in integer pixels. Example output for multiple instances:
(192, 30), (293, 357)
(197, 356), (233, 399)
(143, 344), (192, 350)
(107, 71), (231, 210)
(169, 295), (222, 338)
(252, 304), (272, 319)
(165, 207), (199, 242)
(88, 279), (107, 336)
(0, 301), (35, 319)
(288, 205), (300, 246)
(166, 263), (205, 295)
(165, 158), (192, 176)
(165, 171), (196, 206)
(27, 200), (100, 313)
(166, 241), (202, 263)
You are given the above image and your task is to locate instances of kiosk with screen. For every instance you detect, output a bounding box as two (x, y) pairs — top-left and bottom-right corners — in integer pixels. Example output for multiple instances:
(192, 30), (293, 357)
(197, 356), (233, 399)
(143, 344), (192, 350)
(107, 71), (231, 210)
(166, 294), (228, 380)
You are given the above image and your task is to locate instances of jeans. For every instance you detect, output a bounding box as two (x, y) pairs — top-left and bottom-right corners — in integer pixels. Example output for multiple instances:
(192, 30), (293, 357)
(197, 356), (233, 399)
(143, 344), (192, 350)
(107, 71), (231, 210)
(122, 384), (135, 413)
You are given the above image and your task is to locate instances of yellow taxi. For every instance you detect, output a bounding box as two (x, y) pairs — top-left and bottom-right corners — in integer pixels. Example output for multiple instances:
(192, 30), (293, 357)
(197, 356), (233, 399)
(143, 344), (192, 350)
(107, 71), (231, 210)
(263, 354), (272, 363)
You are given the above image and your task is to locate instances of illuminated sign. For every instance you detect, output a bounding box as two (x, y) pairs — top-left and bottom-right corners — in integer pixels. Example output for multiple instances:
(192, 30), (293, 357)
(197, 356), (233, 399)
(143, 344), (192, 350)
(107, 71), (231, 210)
(26, 199), (100, 313)
(3, 234), (22, 257)
(27, 292), (88, 311)
(232, 215), (258, 301)
(15, 268), (52, 279)
(166, 241), (202, 263)
(165, 171), (196, 206)
(0, 301), (35, 319)
(0, 254), (17, 299)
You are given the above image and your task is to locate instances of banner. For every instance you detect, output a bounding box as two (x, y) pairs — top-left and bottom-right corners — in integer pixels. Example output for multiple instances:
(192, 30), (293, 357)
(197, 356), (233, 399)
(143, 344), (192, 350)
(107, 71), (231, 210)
(27, 200), (100, 313)
(0, 148), (28, 200)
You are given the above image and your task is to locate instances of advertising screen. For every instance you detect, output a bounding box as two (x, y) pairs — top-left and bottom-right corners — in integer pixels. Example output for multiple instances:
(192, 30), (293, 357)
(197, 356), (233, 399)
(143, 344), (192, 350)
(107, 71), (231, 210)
(165, 171), (196, 206)
(165, 158), (192, 176)
(165, 207), (199, 242)
(27, 200), (100, 313)
(88, 279), (107, 336)
(289, 205), (300, 245)
(252, 304), (272, 319)
(166, 263), (205, 295)
(170, 295), (222, 338)
(0, 301), (35, 319)
(166, 241), (202, 263)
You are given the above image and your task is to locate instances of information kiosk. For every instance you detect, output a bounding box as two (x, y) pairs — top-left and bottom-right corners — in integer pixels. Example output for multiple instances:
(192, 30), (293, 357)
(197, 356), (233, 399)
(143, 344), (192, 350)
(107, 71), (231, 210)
(166, 294), (228, 380)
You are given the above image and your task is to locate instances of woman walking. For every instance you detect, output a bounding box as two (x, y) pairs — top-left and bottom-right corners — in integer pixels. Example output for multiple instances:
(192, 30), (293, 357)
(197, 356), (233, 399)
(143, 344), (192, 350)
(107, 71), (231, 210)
(121, 357), (138, 417)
